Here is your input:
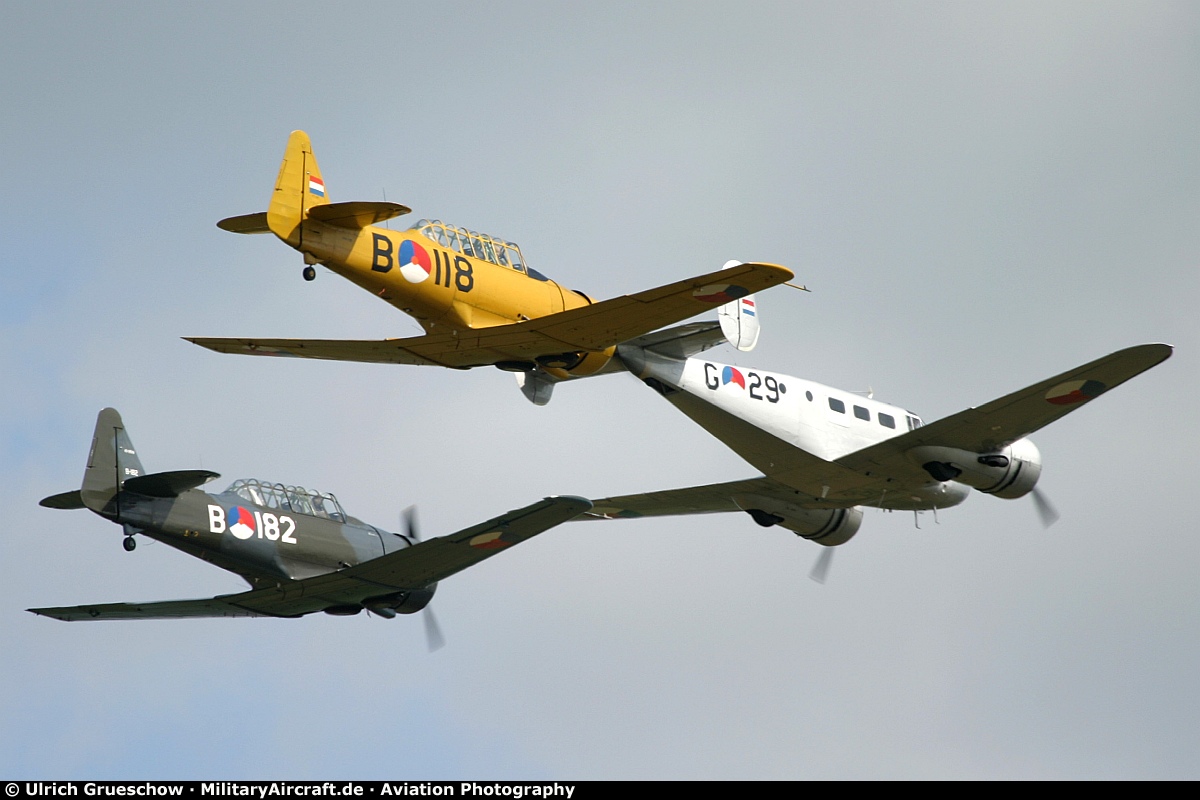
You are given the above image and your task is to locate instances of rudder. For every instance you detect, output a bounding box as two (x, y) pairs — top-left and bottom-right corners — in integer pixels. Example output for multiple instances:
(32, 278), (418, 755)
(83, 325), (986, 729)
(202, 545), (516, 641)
(80, 408), (145, 514)
(266, 130), (330, 246)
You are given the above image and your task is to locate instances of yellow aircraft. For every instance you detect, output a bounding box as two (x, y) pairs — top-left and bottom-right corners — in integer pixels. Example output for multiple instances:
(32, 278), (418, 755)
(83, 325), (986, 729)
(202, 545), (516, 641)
(189, 131), (794, 403)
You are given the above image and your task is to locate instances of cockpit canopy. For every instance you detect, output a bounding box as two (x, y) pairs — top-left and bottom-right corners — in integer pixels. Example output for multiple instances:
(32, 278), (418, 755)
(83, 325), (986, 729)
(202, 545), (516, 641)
(227, 478), (346, 522)
(411, 219), (549, 281)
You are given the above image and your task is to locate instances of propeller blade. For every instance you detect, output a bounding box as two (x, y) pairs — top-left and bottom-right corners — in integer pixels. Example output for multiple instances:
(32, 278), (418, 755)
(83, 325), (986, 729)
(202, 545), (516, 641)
(423, 607), (445, 652)
(402, 506), (444, 651)
(809, 547), (834, 584)
(1031, 488), (1060, 528)
(403, 505), (420, 542)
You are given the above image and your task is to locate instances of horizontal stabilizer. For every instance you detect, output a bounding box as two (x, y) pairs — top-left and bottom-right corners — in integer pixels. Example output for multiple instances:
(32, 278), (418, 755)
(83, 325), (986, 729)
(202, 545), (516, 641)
(122, 469), (220, 498)
(40, 490), (85, 510)
(306, 201), (410, 229)
(625, 321), (727, 360)
(217, 212), (271, 234)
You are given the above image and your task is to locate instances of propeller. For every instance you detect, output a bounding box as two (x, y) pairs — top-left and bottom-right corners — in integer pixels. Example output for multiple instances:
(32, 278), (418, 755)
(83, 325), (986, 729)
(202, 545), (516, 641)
(1031, 487), (1060, 528)
(809, 546), (834, 584)
(403, 506), (446, 652)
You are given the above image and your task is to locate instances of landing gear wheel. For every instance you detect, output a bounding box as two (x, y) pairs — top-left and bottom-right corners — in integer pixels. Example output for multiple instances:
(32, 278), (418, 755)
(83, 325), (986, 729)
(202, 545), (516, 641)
(122, 536), (137, 552)
(302, 265), (317, 281)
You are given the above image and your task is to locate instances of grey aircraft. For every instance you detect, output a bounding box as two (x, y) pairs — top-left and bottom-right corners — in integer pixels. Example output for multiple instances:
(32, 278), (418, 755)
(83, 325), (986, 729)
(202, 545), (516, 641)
(34, 408), (590, 640)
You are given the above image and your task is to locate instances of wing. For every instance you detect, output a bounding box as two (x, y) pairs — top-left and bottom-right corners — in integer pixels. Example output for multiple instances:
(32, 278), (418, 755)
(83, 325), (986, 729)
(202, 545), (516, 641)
(185, 262), (792, 368)
(836, 343), (1173, 481)
(29, 496), (592, 621)
(28, 597), (277, 621)
(586, 476), (809, 519)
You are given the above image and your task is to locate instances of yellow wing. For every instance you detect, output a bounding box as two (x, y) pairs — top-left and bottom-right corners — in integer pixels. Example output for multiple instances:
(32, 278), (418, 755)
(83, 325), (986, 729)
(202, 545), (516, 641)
(186, 262), (792, 368)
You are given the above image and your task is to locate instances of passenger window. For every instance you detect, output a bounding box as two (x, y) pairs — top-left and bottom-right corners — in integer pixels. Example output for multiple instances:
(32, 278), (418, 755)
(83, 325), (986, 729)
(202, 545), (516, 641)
(853, 405), (870, 421)
(828, 398), (845, 413)
(879, 413), (896, 429)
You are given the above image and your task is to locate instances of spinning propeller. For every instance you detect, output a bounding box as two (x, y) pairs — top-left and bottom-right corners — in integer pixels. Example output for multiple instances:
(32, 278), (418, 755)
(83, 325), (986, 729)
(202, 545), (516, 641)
(1031, 488), (1060, 528)
(403, 506), (445, 652)
(809, 547), (834, 584)
(808, 486), (1060, 584)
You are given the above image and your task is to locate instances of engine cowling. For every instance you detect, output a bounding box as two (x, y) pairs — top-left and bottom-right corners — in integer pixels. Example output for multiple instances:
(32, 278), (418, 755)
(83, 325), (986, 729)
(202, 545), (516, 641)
(734, 494), (863, 545)
(909, 437), (1042, 499)
(360, 586), (436, 617)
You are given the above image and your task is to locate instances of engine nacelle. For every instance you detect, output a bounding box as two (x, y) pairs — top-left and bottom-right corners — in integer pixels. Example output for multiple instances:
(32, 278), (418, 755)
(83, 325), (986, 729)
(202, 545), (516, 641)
(361, 585), (436, 617)
(909, 437), (1042, 499)
(734, 494), (863, 546)
(539, 346), (617, 379)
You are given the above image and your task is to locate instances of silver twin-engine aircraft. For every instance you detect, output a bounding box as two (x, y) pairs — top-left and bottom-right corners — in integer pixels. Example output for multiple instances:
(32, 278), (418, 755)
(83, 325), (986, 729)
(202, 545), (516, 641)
(583, 297), (1171, 578)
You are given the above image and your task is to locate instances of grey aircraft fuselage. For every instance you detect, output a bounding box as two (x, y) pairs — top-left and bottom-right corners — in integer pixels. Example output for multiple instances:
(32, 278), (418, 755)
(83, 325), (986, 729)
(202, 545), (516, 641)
(35, 408), (590, 622)
(110, 481), (412, 587)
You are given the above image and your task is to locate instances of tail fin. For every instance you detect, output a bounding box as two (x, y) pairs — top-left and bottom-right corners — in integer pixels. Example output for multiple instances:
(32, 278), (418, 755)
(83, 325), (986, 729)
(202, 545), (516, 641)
(718, 292), (761, 352)
(79, 408), (145, 514)
(266, 130), (330, 246)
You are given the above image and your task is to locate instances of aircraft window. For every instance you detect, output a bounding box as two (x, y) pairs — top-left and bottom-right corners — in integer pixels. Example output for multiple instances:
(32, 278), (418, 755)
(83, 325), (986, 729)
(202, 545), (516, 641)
(481, 238), (497, 264)
(806, 391), (813, 401)
(828, 398), (846, 413)
(853, 405), (870, 421)
(906, 415), (923, 431)
(411, 220), (532, 275)
(225, 479), (346, 521)
(879, 413), (896, 429)
(506, 245), (524, 271)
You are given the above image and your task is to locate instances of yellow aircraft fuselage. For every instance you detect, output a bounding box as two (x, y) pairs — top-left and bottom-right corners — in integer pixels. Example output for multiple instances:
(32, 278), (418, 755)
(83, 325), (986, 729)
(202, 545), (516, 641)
(259, 130), (608, 376)
(208, 131), (793, 387)
(290, 219), (589, 331)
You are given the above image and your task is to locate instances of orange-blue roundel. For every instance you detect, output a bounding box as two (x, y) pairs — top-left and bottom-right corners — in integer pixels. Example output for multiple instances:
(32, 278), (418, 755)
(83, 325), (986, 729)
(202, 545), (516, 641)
(1045, 379), (1106, 405)
(229, 506), (256, 540)
(692, 284), (750, 304)
(722, 366), (746, 388)
(398, 240), (432, 284)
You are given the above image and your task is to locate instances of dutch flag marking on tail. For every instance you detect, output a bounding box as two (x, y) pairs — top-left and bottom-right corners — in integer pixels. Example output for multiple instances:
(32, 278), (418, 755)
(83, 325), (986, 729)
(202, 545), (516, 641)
(308, 176), (325, 197)
(740, 298), (756, 317)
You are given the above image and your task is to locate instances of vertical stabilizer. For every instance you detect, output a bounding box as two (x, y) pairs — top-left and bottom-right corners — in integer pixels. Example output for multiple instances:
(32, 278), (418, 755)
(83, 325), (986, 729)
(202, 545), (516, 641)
(267, 130), (330, 247)
(80, 408), (145, 515)
(718, 292), (761, 352)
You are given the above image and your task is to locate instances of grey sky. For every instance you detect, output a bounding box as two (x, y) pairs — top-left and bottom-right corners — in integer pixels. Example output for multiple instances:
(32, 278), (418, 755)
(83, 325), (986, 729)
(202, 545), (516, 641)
(1, 1), (1197, 779)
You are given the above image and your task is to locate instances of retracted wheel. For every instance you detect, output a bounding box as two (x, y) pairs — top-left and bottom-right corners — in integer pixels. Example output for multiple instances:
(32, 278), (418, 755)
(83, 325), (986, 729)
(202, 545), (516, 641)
(122, 536), (137, 552)
(302, 265), (317, 281)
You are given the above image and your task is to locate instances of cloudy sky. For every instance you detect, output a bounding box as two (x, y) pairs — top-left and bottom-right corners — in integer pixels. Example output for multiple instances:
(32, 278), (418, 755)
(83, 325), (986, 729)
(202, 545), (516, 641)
(2, 1), (1197, 779)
